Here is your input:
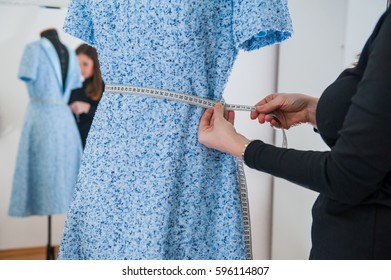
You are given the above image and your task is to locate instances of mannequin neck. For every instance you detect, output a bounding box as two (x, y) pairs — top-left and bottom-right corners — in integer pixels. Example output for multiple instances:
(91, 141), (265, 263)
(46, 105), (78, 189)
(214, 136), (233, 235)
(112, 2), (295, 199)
(40, 28), (69, 90)
(40, 29), (60, 43)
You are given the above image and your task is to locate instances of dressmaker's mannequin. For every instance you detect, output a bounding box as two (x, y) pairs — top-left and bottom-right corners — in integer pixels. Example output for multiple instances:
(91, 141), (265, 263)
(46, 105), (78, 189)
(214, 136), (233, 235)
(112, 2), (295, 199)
(9, 26), (82, 260)
(40, 28), (69, 91)
(40, 29), (69, 260)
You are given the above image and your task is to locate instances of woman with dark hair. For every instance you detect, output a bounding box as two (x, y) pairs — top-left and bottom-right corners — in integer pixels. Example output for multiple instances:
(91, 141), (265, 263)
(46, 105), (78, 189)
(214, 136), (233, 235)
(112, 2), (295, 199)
(69, 43), (104, 148)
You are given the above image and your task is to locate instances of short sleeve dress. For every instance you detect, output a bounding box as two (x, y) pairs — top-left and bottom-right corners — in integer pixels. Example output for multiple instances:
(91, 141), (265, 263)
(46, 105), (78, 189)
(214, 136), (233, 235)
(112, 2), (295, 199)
(59, 0), (292, 260)
(8, 38), (82, 216)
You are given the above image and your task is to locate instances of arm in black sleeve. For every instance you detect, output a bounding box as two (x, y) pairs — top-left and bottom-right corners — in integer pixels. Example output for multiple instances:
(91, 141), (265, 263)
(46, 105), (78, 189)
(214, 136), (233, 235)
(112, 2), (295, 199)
(244, 141), (330, 194)
(244, 11), (391, 205)
(85, 99), (99, 118)
(85, 83), (103, 118)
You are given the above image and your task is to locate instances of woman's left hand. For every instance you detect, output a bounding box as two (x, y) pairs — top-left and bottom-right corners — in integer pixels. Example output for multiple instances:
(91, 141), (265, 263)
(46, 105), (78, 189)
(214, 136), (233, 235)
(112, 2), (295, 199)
(198, 103), (250, 158)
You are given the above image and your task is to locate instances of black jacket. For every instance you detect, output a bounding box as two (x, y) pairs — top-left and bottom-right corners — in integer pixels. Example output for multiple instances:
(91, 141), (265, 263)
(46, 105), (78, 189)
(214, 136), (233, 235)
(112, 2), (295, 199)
(244, 8), (391, 259)
(69, 79), (103, 148)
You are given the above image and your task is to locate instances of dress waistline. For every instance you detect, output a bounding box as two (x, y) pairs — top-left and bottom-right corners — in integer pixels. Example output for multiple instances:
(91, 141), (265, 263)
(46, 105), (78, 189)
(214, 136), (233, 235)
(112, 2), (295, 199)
(105, 83), (287, 148)
(105, 84), (256, 112)
(30, 98), (67, 105)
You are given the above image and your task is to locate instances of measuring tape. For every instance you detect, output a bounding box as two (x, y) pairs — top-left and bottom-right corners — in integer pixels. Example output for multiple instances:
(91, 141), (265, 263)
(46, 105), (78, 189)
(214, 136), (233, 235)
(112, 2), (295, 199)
(106, 83), (288, 260)
(105, 84), (287, 148)
(105, 84), (258, 111)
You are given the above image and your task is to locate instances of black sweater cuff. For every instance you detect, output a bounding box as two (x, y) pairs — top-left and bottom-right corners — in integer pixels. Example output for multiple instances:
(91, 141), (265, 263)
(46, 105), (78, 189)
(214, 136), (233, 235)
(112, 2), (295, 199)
(243, 140), (265, 169)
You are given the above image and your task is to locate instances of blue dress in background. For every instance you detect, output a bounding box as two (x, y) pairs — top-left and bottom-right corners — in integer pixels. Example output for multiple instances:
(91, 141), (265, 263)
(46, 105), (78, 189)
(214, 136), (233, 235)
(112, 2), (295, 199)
(59, 0), (292, 259)
(8, 38), (83, 217)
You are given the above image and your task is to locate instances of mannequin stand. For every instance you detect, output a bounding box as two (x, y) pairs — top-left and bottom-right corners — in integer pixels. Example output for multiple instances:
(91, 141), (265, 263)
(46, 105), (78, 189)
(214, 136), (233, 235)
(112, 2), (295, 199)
(46, 215), (55, 260)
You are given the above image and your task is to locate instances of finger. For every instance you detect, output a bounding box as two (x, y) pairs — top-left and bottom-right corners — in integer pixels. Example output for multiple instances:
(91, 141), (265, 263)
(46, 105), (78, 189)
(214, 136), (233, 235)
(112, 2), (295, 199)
(256, 101), (282, 114)
(255, 94), (283, 114)
(270, 119), (282, 128)
(199, 108), (214, 130)
(250, 110), (259, 120)
(252, 94), (280, 119)
(265, 114), (284, 128)
(253, 93), (278, 107)
(227, 110), (235, 125)
(265, 113), (279, 123)
(257, 114), (267, 124)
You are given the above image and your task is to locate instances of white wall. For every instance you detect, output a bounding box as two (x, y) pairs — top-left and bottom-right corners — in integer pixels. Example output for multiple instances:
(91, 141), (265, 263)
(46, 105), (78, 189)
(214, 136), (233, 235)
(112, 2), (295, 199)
(272, 0), (386, 259)
(0, 4), (276, 259)
(225, 47), (279, 259)
(343, 0), (386, 68)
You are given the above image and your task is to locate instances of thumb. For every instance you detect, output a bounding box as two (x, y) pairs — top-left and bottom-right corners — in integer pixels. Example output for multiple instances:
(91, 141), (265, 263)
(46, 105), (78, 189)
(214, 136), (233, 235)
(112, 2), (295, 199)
(256, 99), (282, 114)
(227, 110), (235, 125)
(199, 108), (214, 130)
(213, 102), (225, 118)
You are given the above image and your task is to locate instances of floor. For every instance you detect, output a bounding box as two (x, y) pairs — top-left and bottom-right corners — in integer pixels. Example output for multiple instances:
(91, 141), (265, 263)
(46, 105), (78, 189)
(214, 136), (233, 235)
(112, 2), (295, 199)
(0, 246), (59, 260)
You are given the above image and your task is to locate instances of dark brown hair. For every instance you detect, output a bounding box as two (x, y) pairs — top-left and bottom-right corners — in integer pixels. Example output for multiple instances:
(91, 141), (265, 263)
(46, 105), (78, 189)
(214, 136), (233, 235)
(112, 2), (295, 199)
(76, 44), (103, 101)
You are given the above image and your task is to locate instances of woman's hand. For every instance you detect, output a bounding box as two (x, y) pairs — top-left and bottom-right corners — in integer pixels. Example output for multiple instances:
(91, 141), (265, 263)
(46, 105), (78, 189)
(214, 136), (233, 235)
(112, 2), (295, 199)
(198, 103), (250, 158)
(69, 101), (91, 115)
(251, 93), (318, 129)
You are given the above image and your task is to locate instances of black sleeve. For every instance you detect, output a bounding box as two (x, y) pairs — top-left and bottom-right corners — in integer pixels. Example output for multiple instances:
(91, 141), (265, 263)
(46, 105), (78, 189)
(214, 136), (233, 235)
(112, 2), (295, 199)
(244, 11), (391, 205)
(85, 99), (99, 118)
(68, 88), (80, 105)
(85, 83), (104, 117)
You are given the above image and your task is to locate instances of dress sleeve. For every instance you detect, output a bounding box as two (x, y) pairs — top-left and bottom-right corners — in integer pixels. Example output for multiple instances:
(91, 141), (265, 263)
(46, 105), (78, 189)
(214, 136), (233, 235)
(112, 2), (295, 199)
(232, 0), (293, 51)
(63, 0), (95, 46)
(18, 43), (38, 83)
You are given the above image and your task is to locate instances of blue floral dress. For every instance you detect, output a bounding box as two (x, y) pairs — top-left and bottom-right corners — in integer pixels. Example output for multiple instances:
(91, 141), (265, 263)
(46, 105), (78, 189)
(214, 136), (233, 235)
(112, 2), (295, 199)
(59, 0), (292, 260)
(9, 38), (82, 217)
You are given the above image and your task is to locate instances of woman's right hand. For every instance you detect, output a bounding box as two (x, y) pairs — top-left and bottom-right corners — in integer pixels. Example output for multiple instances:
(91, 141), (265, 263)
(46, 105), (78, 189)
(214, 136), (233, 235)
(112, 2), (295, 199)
(250, 93), (319, 129)
(69, 101), (91, 115)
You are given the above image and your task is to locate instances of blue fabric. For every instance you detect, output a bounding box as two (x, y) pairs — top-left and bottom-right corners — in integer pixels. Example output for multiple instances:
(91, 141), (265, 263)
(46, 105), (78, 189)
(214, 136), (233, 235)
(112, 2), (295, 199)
(8, 38), (83, 217)
(59, 0), (292, 260)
